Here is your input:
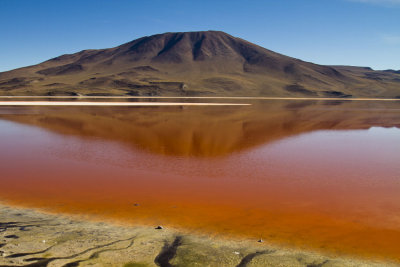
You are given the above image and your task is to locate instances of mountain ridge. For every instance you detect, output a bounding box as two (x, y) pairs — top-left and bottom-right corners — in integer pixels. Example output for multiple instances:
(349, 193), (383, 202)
(1, 30), (399, 97)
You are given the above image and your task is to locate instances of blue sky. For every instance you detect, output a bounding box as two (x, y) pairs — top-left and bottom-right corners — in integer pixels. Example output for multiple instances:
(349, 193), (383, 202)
(0, 0), (399, 72)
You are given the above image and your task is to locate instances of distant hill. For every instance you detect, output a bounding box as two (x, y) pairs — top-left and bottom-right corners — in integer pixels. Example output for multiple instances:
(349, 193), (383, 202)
(1, 31), (400, 97)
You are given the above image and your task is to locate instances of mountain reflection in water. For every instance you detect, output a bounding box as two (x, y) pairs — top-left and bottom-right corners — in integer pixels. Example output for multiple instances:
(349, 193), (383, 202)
(0, 99), (399, 157)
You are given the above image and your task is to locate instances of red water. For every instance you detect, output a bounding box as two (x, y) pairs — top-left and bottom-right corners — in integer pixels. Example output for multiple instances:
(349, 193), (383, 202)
(0, 101), (400, 261)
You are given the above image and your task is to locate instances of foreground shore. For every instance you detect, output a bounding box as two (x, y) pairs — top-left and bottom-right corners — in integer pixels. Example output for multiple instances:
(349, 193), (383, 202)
(0, 204), (395, 267)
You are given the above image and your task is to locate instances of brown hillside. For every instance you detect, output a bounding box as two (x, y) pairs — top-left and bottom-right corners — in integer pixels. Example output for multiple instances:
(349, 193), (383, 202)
(1, 31), (399, 97)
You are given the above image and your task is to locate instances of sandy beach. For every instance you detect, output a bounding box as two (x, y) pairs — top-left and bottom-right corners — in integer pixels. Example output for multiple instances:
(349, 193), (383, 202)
(0, 204), (396, 267)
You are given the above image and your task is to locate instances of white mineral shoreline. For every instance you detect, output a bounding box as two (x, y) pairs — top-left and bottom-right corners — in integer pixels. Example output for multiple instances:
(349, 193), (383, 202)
(0, 96), (399, 101)
(0, 101), (251, 106)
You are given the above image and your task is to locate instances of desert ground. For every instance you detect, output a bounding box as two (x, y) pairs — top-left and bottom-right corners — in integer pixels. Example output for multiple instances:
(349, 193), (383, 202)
(0, 204), (396, 267)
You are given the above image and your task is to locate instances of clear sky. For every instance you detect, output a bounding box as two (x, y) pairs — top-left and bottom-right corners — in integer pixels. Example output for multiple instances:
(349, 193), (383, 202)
(0, 0), (399, 72)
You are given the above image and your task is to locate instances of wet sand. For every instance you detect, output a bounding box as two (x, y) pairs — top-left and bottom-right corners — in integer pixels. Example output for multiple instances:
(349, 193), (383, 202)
(0, 204), (394, 267)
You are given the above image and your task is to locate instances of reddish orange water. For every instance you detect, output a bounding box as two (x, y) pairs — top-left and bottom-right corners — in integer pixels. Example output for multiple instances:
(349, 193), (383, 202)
(0, 100), (400, 261)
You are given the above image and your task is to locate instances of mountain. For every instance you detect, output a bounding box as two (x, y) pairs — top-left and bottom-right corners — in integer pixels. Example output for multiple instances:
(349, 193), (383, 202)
(1, 31), (400, 97)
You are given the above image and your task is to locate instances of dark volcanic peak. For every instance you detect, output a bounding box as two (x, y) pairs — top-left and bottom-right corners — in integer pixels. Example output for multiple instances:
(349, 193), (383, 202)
(123, 31), (295, 68)
(1, 31), (400, 98)
(44, 31), (291, 70)
(127, 31), (266, 61)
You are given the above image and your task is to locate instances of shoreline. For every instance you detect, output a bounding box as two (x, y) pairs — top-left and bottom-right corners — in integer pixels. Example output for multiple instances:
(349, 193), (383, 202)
(0, 203), (396, 267)
(0, 96), (399, 101)
(0, 101), (251, 106)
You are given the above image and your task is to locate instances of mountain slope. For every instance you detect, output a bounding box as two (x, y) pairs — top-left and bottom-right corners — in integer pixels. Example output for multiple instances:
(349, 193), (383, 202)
(1, 31), (400, 97)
